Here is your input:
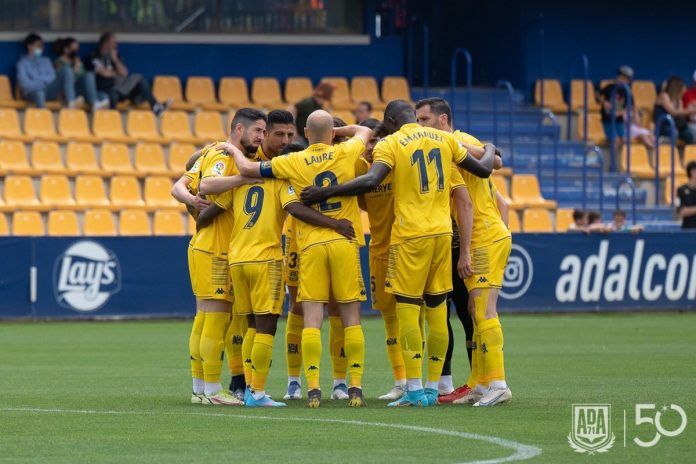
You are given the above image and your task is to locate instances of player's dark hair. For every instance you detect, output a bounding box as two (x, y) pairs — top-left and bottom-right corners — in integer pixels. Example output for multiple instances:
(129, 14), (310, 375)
(98, 32), (115, 48)
(613, 210), (626, 219)
(384, 99), (416, 125)
(267, 109), (294, 129)
(572, 209), (585, 221)
(332, 116), (346, 127)
(359, 118), (380, 130)
(686, 160), (696, 179)
(415, 97), (453, 126)
(24, 33), (42, 51)
(359, 101), (372, 112)
(373, 123), (390, 139)
(230, 108), (267, 131)
(282, 142), (306, 154)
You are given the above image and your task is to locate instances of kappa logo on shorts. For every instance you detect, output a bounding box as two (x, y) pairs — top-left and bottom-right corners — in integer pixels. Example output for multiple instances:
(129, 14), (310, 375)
(351, 363), (362, 368)
(429, 356), (442, 362)
(385, 281), (392, 288)
(500, 244), (533, 300)
(477, 276), (489, 284)
(215, 288), (225, 295)
(412, 353), (422, 359)
(307, 365), (318, 371)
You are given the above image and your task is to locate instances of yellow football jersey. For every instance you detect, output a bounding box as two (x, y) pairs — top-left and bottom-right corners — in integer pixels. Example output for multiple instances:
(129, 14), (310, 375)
(192, 142), (236, 256)
(373, 123), (468, 244)
(453, 130), (510, 248)
(227, 179), (298, 264)
(356, 157), (394, 254)
(182, 151), (206, 246)
(269, 137), (366, 251)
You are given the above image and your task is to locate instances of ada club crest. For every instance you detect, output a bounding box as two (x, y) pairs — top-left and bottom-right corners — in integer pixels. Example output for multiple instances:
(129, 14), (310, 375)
(53, 240), (121, 312)
(568, 404), (615, 454)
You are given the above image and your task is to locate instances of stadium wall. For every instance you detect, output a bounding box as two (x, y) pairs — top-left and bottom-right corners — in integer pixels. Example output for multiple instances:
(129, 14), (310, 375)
(1, 233), (695, 320)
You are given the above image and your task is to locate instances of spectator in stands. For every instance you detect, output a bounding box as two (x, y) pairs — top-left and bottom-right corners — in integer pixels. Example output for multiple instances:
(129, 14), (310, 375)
(354, 101), (372, 123)
(567, 209), (588, 232)
(293, 81), (334, 145)
(86, 32), (171, 116)
(586, 210), (610, 233)
(16, 33), (83, 108)
(610, 210), (643, 233)
(676, 161), (696, 229)
(629, 110), (655, 149)
(599, 66), (634, 152)
(654, 76), (696, 144)
(54, 37), (109, 111)
(682, 70), (696, 142)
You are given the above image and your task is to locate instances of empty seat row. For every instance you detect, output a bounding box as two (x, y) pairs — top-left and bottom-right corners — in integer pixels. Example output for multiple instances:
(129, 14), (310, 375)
(1, 209), (193, 236)
(492, 174), (557, 209)
(0, 175), (183, 211)
(535, 79), (657, 113)
(621, 145), (696, 179)
(0, 140), (194, 177)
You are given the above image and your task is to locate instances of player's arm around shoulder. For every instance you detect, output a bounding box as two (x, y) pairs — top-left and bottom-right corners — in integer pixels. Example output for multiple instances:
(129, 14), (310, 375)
(199, 175), (262, 195)
(456, 140), (497, 178)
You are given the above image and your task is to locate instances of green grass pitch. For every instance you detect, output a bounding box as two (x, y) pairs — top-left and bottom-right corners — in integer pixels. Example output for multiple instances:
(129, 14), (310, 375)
(1, 313), (694, 463)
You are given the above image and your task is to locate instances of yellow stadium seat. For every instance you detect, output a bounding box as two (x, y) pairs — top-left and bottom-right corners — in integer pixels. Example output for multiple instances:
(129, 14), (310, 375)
(187, 214), (196, 235)
(84, 209), (116, 236)
(0, 75), (25, 109)
(508, 211), (521, 233)
(100, 143), (137, 176)
(683, 145), (696, 166)
(0, 213), (8, 235)
(40, 175), (75, 208)
(555, 208), (575, 232)
(523, 208), (553, 232)
(534, 79), (567, 112)
(285, 77), (313, 104)
(570, 80), (600, 111)
(656, 144), (681, 178)
(169, 142), (197, 175)
(251, 77), (284, 109)
(511, 174), (557, 209)
(332, 110), (356, 125)
(12, 211), (44, 236)
(631, 80), (657, 111)
(0, 140), (34, 175)
(161, 111), (199, 144)
(58, 109), (98, 143)
(621, 145), (654, 179)
(664, 175), (688, 204)
(185, 76), (227, 111)
(491, 175), (512, 203)
(577, 112), (607, 144)
(66, 142), (102, 176)
(76, 175), (110, 210)
(381, 77), (413, 103)
(219, 77), (252, 109)
(144, 176), (180, 210)
(194, 111), (226, 144)
(47, 210), (80, 236)
(110, 176), (145, 208)
(153, 75), (195, 111)
(93, 110), (133, 144)
(127, 110), (163, 143)
(351, 77), (386, 110)
(0, 108), (30, 141)
(31, 142), (71, 175)
(153, 210), (185, 235)
(135, 143), (170, 176)
(322, 77), (353, 110)
(24, 108), (66, 143)
(119, 209), (150, 236)
(4, 175), (44, 210)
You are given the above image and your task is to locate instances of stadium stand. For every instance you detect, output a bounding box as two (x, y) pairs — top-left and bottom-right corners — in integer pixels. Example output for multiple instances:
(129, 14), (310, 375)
(185, 76), (227, 111)
(322, 77), (354, 110)
(218, 77), (252, 109)
(569, 80), (600, 111)
(153, 210), (185, 235)
(40, 175), (75, 208)
(381, 77), (413, 104)
(12, 211), (44, 236)
(161, 111), (200, 145)
(84, 209), (117, 236)
(0, 141), (33, 175)
(47, 210), (80, 236)
(534, 79), (567, 112)
(0, 74), (25, 109)
(32, 142), (69, 175)
(127, 110), (164, 143)
(285, 77), (313, 104)
(66, 142), (101, 175)
(252, 77), (285, 109)
(75, 175), (111, 209)
(93, 110), (133, 144)
(110, 176), (145, 208)
(555, 208), (575, 232)
(152, 75), (195, 111)
(523, 208), (553, 232)
(351, 77), (387, 110)
(58, 109), (98, 143)
(0, 108), (29, 141)
(194, 110), (226, 143)
(119, 209), (151, 236)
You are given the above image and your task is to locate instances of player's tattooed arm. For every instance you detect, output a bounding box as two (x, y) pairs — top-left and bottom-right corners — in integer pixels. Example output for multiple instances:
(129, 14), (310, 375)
(171, 176), (210, 212)
(300, 162), (391, 205)
(285, 203), (356, 240)
(452, 186), (473, 279)
(195, 203), (226, 231)
(457, 143), (496, 178)
(199, 175), (262, 195)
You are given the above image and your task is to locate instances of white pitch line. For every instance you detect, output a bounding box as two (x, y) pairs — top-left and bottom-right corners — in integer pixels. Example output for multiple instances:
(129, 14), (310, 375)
(1, 407), (542, 464)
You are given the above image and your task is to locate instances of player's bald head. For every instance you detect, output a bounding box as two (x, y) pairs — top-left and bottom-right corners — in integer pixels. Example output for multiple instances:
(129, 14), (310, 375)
(305, 110), (335, 143)
(383, 99), (416, 134)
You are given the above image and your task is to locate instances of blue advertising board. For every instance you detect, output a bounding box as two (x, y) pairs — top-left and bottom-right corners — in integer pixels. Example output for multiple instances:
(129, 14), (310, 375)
(1, 233), (694, 319)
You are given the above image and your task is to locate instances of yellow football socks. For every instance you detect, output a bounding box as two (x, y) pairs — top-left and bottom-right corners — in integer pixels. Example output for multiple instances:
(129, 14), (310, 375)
(200, 311), (231, 384)
(466, 325), (480, 387)
(425, 301), (448, 383)
(329, 316), (346, 380)
(344, 325), (365, 388)
(285, 311), (304, 378)
(396, 301), (423, 381)
(225, 315), (246, 377)
(242, 327), (256, 386)
(189, 311), (205, 382)
(302, 328), (322, 390)
(381, 306), (406, 382)
(250, 333), (274, 394)
(473, 289), (505, 385)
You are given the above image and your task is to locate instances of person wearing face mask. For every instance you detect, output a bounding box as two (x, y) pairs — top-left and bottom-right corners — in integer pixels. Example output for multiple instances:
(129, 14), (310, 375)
(16, 32), (83, 108)
(54, 37), (110, 111)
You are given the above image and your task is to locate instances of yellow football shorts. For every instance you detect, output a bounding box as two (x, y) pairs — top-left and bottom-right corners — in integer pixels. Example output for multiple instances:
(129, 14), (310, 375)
(464, 237), (512, 291)
(386, 235), (453, 298)
(189, 247), (233, 302)
(298, 239), (366, 303)
(230, 260), (284, 316)
(284, 230), (299, 288)
(369, 248), (395, 311)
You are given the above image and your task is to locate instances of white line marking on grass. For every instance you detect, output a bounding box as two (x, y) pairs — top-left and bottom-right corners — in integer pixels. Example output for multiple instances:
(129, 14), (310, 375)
(1, 407), (541, 463)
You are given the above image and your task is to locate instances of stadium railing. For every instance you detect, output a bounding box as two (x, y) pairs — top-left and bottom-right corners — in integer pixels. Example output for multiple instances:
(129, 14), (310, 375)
(566, 53), (589, 145)
(450, 47), (472, 132)
(615, 176), (637, 224)
(537, 110), (560, 200)
(654, 114), (677, 207)
(582, 145), (605, 211)
(492, 80), (515, 165)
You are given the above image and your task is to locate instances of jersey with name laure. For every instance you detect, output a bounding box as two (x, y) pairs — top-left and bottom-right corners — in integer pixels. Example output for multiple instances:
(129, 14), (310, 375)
(453, 130), (511, 248)
(192, 142), (237, 256)
(266, 137), (366, 251)
(373, 123), (469, 244)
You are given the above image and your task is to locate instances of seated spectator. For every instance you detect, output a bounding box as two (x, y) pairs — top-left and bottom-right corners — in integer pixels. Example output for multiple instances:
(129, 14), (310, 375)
(293, 81), (334, 145)
(586, 210), (610, 233)
(54, 37), (109, 110)
(16, 33), (82, 108)
(86, 32), (170, 116)
(680, 70), (696, 142)
(599, 66), (634, 149)
(654, 76), (696, 144)
(567, 209), (588, 232)
(629, 110), (655, 149)
(676, 161), (696, 229)
(610, 210), (643, 233)
(354, 101), (372, 123)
